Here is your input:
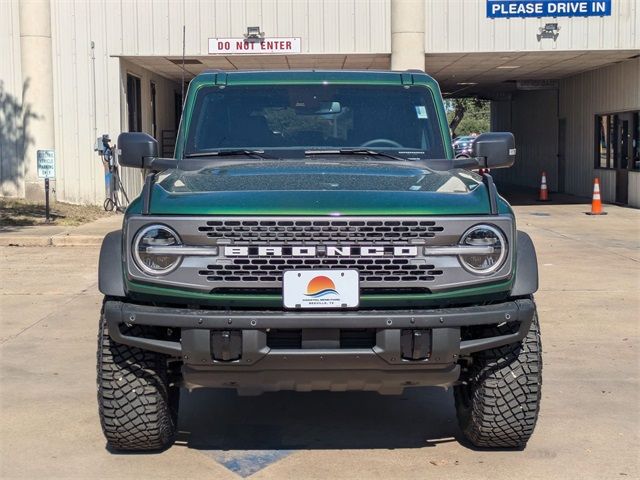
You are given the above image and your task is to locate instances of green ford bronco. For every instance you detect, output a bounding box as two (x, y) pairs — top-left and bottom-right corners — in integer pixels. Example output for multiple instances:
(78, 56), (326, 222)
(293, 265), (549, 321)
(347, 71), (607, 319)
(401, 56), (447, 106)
(98, 70), (541, 451)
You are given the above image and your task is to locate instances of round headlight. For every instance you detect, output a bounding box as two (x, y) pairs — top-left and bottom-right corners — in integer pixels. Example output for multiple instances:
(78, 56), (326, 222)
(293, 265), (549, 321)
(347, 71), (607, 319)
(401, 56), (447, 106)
(459, 224), (507, 275)
(133, 225), (182, 275)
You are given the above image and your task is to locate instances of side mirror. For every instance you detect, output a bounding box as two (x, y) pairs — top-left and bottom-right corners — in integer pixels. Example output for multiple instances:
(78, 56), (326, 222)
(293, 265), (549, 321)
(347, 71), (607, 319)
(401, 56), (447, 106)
(472, 132), (516, 169)
(117, 132), (158, 169)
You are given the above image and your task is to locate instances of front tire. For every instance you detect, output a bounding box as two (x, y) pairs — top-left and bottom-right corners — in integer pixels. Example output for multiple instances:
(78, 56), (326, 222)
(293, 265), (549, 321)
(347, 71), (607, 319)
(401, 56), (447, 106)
(454, 311), (542, 449)
(97, 304), (179, 451)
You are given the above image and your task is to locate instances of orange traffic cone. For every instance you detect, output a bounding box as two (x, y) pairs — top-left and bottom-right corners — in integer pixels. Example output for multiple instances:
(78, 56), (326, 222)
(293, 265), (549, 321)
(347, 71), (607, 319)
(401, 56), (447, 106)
(586, 178), (607, 215)
(538, 171), (549, 201)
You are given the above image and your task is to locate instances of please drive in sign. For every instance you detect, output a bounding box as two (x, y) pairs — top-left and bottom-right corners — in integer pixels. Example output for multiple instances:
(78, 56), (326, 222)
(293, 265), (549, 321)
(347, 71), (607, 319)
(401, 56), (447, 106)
(486, 0), (611, 18)
(208, 37), (301, 54)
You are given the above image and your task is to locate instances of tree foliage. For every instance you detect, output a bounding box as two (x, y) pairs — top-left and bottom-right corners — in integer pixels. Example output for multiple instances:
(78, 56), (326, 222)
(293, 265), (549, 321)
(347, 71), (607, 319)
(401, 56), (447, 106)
(445, 98), (490, 137)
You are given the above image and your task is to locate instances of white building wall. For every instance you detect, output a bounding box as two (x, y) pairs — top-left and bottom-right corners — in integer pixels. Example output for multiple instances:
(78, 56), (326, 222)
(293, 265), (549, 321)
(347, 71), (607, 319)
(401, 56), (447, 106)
(0, 0), (24, 198)
(426, 0), (640, 52)
(42, 0), (392, 205)
(2, 0), (638, 205)
(80, 0), (390, 58)
(559, 57), (640, 204)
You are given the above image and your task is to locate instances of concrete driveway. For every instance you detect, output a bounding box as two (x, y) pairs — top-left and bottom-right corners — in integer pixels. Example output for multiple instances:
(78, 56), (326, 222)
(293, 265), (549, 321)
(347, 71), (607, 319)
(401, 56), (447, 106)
(1, 201), (638, 479)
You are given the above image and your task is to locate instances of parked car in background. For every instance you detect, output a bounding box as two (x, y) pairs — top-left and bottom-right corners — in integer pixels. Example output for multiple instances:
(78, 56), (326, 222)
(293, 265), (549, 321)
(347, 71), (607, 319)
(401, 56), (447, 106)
(452, 135), (476, 157)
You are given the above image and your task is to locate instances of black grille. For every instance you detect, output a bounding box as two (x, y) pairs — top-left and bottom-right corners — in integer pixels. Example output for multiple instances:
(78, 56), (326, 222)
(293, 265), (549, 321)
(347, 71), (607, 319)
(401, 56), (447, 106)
(266, 329), (302, 349)
(199, 258), (443, 283)
(198, 219), (444, 244)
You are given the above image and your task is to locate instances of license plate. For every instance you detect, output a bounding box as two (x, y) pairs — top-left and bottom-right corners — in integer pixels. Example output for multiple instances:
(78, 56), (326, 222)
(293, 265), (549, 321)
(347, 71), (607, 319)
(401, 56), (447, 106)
(283, 270), (360, 309)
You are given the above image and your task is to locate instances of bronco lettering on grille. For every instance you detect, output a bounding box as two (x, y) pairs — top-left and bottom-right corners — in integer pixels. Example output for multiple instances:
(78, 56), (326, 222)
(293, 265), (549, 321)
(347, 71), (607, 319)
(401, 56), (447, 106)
(224, 246), (419, 257)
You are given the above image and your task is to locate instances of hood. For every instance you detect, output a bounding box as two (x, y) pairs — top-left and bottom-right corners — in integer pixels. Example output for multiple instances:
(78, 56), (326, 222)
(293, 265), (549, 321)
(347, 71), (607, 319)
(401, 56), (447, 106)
(142, 160), (494, 215)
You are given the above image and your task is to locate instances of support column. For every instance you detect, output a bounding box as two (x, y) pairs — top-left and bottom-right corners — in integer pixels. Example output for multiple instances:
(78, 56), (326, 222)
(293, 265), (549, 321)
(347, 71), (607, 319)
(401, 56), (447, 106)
(19, 0), (55, 200)
(390, 0), (425, 71)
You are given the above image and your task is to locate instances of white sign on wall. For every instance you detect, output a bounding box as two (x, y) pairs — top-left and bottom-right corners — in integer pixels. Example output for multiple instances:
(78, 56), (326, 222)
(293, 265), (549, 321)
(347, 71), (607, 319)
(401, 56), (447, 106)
(37, 150), (56, 179)
(208, 37), (301, 54)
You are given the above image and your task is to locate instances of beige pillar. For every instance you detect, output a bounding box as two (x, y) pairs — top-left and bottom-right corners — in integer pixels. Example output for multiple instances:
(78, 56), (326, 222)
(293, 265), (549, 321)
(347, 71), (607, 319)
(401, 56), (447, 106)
(19, 0), (55, 200)
(390, 0), (425, 71)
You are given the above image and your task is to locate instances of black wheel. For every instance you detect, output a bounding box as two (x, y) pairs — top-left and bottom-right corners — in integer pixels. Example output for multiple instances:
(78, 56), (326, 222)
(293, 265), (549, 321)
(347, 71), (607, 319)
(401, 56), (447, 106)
(97, 302), (179, 451)
(454, 310), (542, 449)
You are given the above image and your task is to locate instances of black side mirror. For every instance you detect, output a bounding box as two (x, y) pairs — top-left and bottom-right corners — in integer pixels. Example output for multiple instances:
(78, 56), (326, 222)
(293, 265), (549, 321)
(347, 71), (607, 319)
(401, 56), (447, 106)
(472, 132), (516, 169)
(117, 132), (158, 169)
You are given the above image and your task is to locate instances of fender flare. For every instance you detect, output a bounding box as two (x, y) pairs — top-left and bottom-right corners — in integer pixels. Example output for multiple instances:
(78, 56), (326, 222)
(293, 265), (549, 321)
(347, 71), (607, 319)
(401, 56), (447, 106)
(98, 230), (126, 298)
(511, 230), (539, 297)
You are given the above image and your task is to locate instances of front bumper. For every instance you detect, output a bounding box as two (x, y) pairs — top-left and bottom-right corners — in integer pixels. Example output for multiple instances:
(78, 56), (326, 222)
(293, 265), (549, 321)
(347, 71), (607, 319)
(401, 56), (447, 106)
(103, 298), (535, 394)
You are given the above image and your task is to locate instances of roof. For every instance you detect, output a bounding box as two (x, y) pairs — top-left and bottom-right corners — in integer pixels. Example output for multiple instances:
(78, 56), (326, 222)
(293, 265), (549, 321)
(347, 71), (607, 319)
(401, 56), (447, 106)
(189, 69), (440, 89)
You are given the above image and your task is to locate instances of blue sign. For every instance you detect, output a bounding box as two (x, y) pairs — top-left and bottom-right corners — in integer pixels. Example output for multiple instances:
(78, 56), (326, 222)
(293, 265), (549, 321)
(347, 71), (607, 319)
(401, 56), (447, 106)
(487, 0), (611, 18)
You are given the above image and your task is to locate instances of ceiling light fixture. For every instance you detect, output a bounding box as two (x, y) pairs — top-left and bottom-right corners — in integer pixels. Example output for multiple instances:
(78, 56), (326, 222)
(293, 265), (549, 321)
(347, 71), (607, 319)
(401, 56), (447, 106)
(497, 65), (521, 69)
(456, 82), (478, 86)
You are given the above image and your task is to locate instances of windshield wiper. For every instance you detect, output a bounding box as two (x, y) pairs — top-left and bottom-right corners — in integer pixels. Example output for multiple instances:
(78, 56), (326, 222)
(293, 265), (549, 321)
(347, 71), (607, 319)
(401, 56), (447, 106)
(183, 149), (274, 160)
(304, 148), (408, 162)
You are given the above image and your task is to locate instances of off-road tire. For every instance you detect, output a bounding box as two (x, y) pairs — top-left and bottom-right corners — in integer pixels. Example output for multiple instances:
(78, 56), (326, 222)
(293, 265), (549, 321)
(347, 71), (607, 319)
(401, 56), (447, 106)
(97, 304), (179, 451)
(454, 311), (542, 449)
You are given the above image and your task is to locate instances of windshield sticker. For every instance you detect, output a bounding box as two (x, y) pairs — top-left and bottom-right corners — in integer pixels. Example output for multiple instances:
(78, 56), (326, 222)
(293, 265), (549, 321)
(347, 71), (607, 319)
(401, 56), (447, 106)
(415, 106), (428, 119)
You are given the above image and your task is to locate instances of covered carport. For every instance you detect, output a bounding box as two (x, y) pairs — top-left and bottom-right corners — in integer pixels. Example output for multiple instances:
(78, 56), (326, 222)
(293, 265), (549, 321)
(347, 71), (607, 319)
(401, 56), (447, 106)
(427, 49), (640, 206)
(120, 47), (639, 207)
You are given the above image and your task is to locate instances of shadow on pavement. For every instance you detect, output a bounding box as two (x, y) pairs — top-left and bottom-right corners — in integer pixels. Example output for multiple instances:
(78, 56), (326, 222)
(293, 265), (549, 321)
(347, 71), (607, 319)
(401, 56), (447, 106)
(175, 386), (459, 450)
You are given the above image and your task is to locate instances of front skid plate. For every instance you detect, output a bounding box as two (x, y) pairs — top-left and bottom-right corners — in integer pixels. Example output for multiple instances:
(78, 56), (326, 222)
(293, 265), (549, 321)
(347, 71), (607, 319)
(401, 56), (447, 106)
(182, 364), (461, 396)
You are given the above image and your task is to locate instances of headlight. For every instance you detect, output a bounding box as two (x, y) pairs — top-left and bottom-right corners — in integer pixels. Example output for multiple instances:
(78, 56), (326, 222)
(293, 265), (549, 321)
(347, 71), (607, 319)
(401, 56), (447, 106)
(133, 225), (182, 275)
(459, 224), (507, 275)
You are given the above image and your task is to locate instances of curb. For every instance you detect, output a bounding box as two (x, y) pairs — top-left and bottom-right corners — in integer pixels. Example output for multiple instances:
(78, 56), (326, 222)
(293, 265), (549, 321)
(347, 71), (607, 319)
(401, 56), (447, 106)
(52, 234), (104, 246)
(0, 234), (104, 247)
(0, 237), (53, 247)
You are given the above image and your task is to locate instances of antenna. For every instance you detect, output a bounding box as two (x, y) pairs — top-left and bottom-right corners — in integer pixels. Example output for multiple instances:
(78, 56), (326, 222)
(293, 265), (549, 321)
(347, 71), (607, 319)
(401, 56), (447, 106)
(181, 25), (186, 110)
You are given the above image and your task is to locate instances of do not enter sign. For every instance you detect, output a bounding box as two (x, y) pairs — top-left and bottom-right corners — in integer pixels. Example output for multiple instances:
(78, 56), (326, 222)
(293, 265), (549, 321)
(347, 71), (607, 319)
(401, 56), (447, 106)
(208, 37), (301, 54)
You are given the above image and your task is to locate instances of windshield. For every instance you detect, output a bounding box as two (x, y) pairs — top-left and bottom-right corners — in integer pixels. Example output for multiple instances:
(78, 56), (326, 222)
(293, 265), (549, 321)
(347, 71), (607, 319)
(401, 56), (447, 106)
(184, 84), (446, 159)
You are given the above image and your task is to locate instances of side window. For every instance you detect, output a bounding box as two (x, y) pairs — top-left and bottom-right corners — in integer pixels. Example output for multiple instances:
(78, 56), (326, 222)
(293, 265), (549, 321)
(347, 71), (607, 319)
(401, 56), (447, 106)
(127, 74), (142, 132)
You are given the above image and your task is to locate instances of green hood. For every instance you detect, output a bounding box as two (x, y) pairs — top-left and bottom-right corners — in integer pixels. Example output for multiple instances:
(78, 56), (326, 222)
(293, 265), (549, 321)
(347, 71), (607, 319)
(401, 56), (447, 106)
(131, 161), (500, 216)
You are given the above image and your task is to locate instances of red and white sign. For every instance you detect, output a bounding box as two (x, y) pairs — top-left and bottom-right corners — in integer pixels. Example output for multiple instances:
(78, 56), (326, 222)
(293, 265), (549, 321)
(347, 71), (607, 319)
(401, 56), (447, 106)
(208, 37), (301, 54)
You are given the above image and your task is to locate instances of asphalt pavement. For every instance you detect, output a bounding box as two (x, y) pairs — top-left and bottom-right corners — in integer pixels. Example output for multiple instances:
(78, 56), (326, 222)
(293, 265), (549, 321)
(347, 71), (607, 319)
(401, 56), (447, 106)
(0, 200), (638, 479)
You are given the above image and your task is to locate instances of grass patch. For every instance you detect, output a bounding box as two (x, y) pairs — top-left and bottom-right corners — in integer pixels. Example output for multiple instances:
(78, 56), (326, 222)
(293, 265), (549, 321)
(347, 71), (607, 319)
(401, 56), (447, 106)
(0, 197), (113, 227)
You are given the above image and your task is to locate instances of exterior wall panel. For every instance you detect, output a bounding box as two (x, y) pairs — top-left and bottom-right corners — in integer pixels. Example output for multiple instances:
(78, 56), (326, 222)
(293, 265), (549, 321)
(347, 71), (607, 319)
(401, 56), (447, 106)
(426, 0), (639, 52)
(0, 0), (24, 198)
(89, 0), (393, 57)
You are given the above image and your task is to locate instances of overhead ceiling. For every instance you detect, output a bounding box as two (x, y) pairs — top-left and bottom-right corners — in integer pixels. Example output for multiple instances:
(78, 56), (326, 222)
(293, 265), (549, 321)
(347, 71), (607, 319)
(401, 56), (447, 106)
(122, 54), (391, 81)
(122, 49), (639, 98)
(427, 50), (639, 97)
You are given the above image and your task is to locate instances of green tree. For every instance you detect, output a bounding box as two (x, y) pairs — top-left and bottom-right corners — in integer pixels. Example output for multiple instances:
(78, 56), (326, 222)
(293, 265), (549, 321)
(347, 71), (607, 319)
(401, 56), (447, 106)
(445, 98), (490, 137)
